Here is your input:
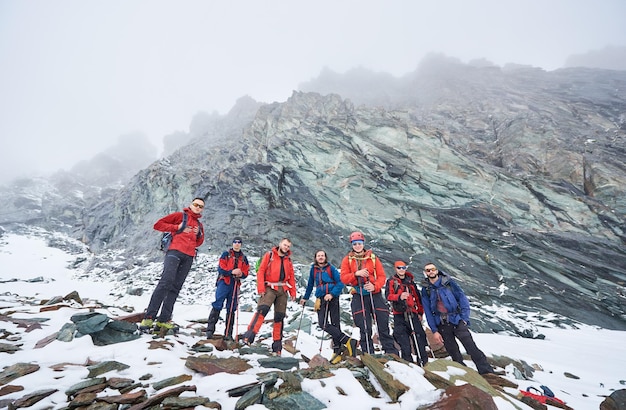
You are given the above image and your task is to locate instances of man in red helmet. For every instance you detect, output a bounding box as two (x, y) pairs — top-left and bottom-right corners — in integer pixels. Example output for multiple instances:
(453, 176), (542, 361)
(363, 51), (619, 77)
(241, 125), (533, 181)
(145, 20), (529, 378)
(340, 231), (398, 355)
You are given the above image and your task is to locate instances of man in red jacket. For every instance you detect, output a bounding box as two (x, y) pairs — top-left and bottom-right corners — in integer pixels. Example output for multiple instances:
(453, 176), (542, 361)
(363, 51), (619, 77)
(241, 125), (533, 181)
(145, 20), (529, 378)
(141, 197), (205, 332)
(386, 260), (429, 366)
(242, 238), (296, 355)
(340, 231), (398, 356)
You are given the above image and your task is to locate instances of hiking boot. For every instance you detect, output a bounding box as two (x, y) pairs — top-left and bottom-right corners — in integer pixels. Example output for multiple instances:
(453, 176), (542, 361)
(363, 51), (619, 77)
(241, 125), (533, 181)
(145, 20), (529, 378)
(155, 321), (176, 330)
(330, 352), (343, 364)
(344, 338), (358, 357)
(205, 308), (220, 339)
(270, 351), (282, 357)
(140, 318), (154, 328)
(271, 340), (282, 354)
(241, 331), (255, 345)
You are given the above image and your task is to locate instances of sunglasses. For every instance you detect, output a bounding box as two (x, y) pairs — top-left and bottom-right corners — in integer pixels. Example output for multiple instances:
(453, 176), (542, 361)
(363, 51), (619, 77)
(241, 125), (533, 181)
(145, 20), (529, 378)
(351, 240), (364, 245)
(191, 203), (204, 209)
(424, 267), (438, 272)
(396, 266), (407, 270)
(233, 240), (242, 244)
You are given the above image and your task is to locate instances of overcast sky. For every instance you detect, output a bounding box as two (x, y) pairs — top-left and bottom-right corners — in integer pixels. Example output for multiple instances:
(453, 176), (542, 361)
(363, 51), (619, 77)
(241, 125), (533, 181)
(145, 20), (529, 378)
(1, 0), (625, 185)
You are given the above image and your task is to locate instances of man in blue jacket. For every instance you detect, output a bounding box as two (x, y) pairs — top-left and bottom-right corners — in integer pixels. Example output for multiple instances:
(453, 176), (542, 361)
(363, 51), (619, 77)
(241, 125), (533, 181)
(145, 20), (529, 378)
(420, 262), (494, 375)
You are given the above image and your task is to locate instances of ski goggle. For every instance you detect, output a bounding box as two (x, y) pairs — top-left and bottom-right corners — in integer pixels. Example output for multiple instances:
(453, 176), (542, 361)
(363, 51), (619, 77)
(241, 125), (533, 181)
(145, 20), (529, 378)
(351, 240), (364, 245)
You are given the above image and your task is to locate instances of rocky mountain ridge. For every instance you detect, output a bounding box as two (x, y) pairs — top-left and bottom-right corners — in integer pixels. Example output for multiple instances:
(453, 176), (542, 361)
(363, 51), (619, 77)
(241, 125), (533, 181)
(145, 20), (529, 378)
(1, 59), (625, 331)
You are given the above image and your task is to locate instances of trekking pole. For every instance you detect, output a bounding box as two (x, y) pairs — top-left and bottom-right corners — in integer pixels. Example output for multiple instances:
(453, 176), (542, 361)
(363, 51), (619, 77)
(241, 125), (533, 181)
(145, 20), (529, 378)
(367, 280), (380, 346)
(357, 278), (372, 354)
(405, 310), (420, 361)
(225, 280), (239, 340)
(319, 300), (330, 353)
(295, 301), (306, 347)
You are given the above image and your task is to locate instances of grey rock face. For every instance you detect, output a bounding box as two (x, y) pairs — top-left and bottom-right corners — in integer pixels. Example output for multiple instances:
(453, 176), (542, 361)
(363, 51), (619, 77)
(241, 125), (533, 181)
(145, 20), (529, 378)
(2, 62), (624, 331)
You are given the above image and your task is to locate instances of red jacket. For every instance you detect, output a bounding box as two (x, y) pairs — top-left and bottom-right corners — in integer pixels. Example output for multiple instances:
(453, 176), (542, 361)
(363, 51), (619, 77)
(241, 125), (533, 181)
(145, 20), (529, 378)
(257, 247), (296, 298)
(153, 208), (204, 257)
(386, 272), (425, 316)
(340, 249), (386, 294)
(218, 249), (250, 285)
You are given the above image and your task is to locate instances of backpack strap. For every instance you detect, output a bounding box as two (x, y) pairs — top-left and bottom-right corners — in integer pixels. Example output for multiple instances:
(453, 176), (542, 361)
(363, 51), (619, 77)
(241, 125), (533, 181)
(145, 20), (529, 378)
(176, 212), (187, 234)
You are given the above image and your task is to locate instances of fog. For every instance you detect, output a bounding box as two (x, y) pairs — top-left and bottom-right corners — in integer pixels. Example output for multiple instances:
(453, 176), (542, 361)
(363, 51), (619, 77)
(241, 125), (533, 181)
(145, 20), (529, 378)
(1, 0), (625, 185)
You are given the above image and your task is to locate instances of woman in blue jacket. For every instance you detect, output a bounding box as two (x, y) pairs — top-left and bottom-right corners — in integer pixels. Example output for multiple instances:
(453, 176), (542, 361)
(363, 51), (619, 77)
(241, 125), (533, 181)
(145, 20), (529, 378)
(421, 262), (494, 375)
(300, 250), (357, 363)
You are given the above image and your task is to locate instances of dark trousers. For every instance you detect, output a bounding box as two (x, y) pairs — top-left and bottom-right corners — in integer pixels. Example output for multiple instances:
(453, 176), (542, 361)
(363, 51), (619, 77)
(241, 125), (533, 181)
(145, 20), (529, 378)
(317, 297), (349, 348)
(351, 292), (398, 355)
(439, 321), (494, 374)
(393, 312), (429, 365)
(145, 250), (194, 322)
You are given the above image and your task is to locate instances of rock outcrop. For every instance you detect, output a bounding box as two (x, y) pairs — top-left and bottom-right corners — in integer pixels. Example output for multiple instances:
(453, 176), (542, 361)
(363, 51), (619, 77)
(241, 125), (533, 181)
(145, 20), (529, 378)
(1, 60), (624, 330)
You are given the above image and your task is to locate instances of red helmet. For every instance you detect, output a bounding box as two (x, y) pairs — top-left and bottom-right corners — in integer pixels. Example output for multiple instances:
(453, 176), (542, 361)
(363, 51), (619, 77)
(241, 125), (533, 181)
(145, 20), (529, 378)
(349, 231), (365, 242)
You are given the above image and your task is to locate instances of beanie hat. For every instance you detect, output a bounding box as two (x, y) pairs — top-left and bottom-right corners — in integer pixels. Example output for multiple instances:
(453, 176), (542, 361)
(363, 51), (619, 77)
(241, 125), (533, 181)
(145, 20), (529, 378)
(394, 261), (407, 268)
(233, 236), (243, 243)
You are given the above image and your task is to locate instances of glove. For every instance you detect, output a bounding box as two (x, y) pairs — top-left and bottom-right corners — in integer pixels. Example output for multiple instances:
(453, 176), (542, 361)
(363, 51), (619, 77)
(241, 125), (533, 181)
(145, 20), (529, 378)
(314, 298), (321, 312)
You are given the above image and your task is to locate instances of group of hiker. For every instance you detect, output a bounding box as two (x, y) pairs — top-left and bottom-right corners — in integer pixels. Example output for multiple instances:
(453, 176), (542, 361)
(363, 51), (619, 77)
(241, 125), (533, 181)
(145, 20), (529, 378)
(141, 198), (494, 374)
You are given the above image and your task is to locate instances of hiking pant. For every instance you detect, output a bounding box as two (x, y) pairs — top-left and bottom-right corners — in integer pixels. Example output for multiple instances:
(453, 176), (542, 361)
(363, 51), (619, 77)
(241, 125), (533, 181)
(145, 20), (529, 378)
(212, 279), (240, 319)
(393, 312), (429, 365)
(351, 292), (398, 355)
(244, 288), (288, 352)
(210, 279), (240, 337)
(145, 250), (194, 322)
(317, 297), (350, 348)
(439, 320), (494, 374)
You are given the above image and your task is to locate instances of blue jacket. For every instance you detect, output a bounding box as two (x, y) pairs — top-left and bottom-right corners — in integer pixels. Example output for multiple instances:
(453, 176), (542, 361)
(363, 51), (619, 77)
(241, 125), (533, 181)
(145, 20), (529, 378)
(303, 263), (344, 300)
(420, 272), (471, 333)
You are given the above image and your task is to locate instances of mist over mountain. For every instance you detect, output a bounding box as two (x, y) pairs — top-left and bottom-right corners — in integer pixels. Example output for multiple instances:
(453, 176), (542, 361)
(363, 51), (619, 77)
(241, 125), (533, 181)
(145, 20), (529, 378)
(68, 131), (158, 187)
(1, 58), (625, 334)
(564, 45), (626, 71)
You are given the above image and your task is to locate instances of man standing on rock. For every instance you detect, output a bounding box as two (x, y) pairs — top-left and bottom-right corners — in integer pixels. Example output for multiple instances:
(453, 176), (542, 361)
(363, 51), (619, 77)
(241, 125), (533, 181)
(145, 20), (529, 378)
(242, 238), (296, 356)
(340, 231), (398, 356)
(141, 197), (205, 332)
(420, 261), (494, 374)
(205, 236), (249, 340)
(386, 260), (429, 366)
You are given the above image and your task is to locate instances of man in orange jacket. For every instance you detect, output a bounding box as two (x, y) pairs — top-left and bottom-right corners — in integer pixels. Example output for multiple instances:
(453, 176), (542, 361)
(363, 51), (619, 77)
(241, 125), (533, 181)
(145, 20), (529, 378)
(340, 231), (398, 356)
(242, 238), (296, 355)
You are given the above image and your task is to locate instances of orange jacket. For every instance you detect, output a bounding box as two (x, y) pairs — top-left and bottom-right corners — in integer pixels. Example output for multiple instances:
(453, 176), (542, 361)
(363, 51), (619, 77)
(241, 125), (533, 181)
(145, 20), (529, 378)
(340, 249), (386, 295)
(153, 208), (204, 257)
(257, 247), (296, 298)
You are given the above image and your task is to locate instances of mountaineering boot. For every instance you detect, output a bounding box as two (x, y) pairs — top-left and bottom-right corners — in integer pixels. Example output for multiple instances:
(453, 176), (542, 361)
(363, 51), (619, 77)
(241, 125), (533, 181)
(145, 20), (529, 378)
(205, 308), (220, 339)
(344, 338), (358, 357)
(154, 321), (178, 336)
(271, 340), (282, 356)
(330, 345), (343, 364)
(139, 318), (154, 333)
(224, 311), (235, 341)
(241, 330), (255, 345)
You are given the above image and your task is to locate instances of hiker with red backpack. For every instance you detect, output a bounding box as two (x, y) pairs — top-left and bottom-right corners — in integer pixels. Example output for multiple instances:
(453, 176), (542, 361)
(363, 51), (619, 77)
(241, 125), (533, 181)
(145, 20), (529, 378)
(242, 238), (296, 355)
(205, 237), (249, 340)
(141, 197), (205, 332)
(386, 260), (429, 366)
(300, 250), (358, 363)
(340, 231), (398, 356)
(420, 261), (494, 375)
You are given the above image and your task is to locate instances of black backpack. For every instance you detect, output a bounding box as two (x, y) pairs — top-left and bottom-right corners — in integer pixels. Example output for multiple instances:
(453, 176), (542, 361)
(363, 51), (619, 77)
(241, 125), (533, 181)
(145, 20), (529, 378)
(159, 212), (203, 252)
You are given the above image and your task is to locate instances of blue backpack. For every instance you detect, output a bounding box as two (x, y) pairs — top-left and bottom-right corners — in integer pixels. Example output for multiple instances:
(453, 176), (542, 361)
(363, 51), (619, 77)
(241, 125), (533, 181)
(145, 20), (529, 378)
(159, 212), (203, 252)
